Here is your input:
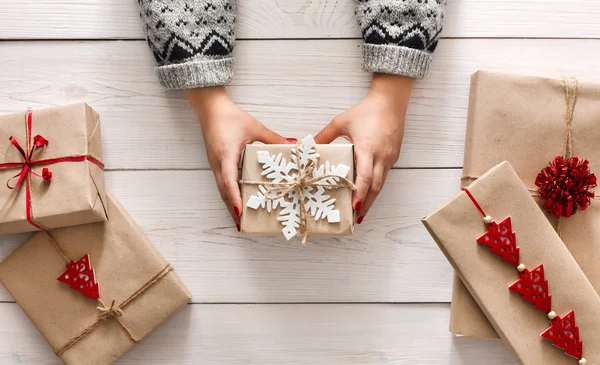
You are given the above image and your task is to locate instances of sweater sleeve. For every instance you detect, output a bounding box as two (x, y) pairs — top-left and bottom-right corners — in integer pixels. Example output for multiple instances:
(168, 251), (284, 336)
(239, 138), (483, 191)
(355, 0), (447, 79)
(138, 0), (237, 90)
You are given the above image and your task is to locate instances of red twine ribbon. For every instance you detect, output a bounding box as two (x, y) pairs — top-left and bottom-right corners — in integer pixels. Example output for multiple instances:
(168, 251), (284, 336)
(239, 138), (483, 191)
(0, 110), (105, 230)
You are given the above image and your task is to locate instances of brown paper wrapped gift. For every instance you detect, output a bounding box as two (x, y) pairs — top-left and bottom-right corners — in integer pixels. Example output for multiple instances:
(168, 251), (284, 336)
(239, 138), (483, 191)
(452, 71), (600, 338)
(0, 191), (191, 365)
(423, 161), (600, 365)
(0, 103), (108, 235)
(241, 136), (355, 243)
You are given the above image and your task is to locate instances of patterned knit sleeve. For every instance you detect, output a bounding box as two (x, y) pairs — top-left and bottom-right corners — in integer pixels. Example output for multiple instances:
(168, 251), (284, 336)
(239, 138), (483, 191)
(355, 0), (447, 79)
(138, 0), (237, 90)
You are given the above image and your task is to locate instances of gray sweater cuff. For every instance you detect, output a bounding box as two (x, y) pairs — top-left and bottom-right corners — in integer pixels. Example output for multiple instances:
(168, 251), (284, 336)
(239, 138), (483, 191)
(156, 58), (234, 90)
(362, 44), (432, 79)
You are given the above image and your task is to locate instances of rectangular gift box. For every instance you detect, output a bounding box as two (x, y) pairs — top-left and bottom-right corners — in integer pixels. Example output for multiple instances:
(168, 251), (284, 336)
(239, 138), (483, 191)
(452, 71), (600, 338)
(0, 191), (191, 365)
(423, 161), (600, 365)
(241, 136), (354, 241)
(0, 103), (107, 235)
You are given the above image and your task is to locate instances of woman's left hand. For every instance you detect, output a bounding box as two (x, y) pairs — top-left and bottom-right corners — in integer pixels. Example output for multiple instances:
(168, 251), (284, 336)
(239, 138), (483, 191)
(314, 73), (414, 224)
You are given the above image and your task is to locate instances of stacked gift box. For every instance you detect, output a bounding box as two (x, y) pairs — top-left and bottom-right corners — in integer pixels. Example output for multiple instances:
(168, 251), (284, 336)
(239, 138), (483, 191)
(0, 104), (191, 365)
(423, 71), (600, 365)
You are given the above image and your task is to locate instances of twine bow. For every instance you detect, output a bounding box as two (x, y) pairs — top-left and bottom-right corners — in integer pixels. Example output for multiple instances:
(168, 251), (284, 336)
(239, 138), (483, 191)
(45, 232), (174, 356)
(242, 143), (356, 244)
(97, 299), (124, 320)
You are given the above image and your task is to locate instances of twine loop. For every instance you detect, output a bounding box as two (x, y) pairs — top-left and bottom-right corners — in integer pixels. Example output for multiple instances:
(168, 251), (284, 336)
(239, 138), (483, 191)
(46, 231), (175, 357)
(241, 142), (356, 244)
(97, 299), (124, 320)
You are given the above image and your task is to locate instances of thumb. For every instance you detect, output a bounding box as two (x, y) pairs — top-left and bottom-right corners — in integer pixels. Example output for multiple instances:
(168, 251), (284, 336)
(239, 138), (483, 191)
(254, 123), (293, 144)
(314, 118), (342, 144)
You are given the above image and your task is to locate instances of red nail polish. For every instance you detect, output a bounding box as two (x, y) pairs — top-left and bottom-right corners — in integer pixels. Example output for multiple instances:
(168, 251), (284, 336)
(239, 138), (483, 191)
(357, 216), (364, 224)
(236, 223), (241, 232)
(354, 202), (362, 211)
(234, 207), (240, 216)
(286, 138), (298, 142)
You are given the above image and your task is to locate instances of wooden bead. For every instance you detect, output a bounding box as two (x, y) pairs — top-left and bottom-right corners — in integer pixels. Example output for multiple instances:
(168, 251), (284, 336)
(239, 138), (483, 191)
(517, 264), (526, 272)
(548, 311), (557, 320)
(579, 358), (587, 365)
(483, 215), (493, 224)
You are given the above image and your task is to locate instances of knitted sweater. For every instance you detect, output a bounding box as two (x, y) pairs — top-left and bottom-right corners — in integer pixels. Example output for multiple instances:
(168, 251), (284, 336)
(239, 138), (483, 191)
(138, 0), (446, 90)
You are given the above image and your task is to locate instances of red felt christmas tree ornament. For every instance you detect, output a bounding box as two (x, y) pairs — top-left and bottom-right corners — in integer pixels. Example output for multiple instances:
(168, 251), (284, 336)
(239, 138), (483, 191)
(477, 217), (520, 266)
(462, 188), (587, 364)
(509, 264), (552, 313)
(57, 254), (100, 299)
(542, 311), (584, 360)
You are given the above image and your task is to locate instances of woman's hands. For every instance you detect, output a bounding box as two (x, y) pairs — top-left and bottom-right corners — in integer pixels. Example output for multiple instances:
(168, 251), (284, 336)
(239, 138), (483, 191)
(315, 73), (414, 223)
(186, 87), (294, 231)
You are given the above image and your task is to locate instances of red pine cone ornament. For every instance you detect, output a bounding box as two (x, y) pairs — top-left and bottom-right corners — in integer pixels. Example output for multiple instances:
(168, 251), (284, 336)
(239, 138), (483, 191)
(535, 156), (597, 218)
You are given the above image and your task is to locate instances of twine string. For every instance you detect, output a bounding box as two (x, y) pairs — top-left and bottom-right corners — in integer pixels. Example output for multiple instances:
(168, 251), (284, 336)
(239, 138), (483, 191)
(46, 232), (173, 356)
(97, 299), (123, 320)
(460, 77), (587, 237)
(241, 142), (356, 244)
(562, 77), (578, 160)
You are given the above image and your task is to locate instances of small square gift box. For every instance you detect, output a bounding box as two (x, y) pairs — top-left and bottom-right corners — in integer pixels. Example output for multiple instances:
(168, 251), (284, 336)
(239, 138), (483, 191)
(423, 161), (600, 365)
(451, 71), (600, 339)
(240, 135), (355, 243)
(0, 104), (108, 235)
(0, 191), (192, 365)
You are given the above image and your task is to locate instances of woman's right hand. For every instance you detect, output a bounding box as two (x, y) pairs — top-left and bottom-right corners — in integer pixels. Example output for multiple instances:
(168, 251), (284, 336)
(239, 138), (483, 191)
(186, 87), (295, 231)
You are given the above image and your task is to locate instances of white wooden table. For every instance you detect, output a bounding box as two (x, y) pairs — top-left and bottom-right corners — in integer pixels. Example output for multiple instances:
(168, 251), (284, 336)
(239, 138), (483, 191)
(1, 1), (599, 363)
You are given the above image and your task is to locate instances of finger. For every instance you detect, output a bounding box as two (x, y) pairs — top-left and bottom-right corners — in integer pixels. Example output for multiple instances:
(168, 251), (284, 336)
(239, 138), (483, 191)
(314, 118), (343, 144)
(214, 169), (240, 231)
(221, 156), (243, 219)
(357, 163), (388, 224)
(254, 123), (294, 144)
(352, 149), (374, 212)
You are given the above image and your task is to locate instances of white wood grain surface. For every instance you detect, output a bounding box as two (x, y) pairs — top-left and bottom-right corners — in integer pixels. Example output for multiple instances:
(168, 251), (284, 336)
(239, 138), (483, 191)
(0, 303), (517, 365)
(2, 39), (600, 170)
(2, 0), (600, 39)
(2, 0), (596, 363)
(0, 169), (459, 303)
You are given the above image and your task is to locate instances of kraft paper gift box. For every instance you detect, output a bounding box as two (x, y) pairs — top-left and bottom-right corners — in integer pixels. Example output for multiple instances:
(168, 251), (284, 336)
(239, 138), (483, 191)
(423, 161), (600, 365)
(0, 103), (108, 235)
(240, 135), (355, 243)
(451, 71), (600, 338)
(0, 191), (192, 365)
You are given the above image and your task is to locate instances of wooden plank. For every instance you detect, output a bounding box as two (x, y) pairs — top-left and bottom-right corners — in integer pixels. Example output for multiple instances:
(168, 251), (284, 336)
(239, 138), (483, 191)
(2, 39), (600, 170)
(0, 303), (516, 364)
(2, 0), (600, 39)
(0, 168), (461, 303)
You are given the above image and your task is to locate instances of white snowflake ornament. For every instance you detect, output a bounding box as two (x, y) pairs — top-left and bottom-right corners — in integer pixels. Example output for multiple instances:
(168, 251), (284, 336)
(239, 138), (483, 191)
(246, 135), (352, 242)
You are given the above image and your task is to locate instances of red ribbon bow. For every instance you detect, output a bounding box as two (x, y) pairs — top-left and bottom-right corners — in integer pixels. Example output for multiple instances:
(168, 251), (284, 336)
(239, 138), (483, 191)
(5, 135), (53, 189)
(0, 110), (105, 230)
